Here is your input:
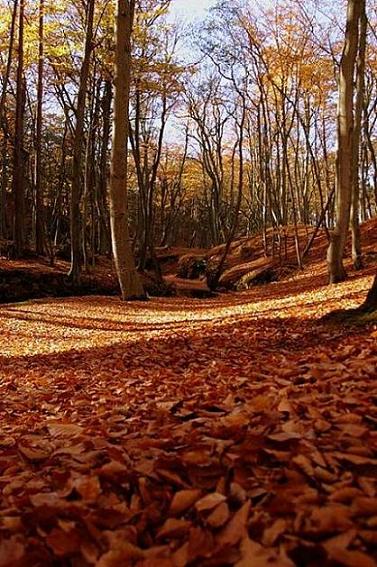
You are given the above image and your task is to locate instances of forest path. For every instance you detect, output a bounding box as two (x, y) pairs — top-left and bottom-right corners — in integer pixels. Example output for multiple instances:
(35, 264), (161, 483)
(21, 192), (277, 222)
(0, 269), (377, 566)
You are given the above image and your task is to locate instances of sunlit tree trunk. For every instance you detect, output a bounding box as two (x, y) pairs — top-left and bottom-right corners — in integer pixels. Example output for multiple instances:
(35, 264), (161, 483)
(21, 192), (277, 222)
(35, 0), (44, 255)
(97, 79), (112, 254)
(109, 0), (145, 300)
(327, 0), (361, 283)
(68, 0), (95, 284)
(351, 0), (366, 270)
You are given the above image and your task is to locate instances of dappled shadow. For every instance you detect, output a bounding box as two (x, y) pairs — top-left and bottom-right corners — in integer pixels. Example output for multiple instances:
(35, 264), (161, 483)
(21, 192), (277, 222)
(0, 311), (372, 381)
(0, 269), (372, 364)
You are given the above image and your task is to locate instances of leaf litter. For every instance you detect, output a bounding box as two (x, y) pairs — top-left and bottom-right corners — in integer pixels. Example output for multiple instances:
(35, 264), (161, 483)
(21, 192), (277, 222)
(0, 269), (376, 565)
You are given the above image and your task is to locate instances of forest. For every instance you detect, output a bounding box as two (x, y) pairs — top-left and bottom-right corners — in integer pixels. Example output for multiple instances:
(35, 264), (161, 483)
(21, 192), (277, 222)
(0, 0), (377, 565)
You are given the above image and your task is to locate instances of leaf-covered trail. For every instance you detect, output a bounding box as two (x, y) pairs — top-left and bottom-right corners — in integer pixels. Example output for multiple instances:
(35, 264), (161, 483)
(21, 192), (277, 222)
(1, 270), (377, 566)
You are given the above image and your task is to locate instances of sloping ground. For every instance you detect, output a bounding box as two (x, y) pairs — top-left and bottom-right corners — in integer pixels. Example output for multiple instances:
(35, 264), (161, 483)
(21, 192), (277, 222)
(168, 218), (377, 292)
(0, 265), (377, 566)
(0, 256), (175, 303)
(206, 219), (377, 290)
(1, 219), (376, 301)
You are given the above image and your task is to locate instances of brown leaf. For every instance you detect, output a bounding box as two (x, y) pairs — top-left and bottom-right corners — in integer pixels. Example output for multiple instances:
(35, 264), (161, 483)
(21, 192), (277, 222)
(73, 475), (101, 501)
(169, 489), (202, 515)
(97, 543), (144, 566)
(323, 529), (357, 555)
(330, 487), (362, 503)
(47, 422), (84, 438)
(268, 431), (301, 443)
(262, 518), (287, 546)
(235, 537), (294, 567)
(292, 454), (314, 477)
(187, 527), (215, 561)
(157, 518), (191, 540)
(333, 452), (377, 466)
(172, 542), (189, 567)
(46, 527), (81, 557)
(352, 497), (377, 516)
(0, 537), (25, 567)
(217, 500), (251, 547)
(325, 548), (377, 567)
(305, 505), (354, 534)
(18, 443), (51, 461)
(29, 492), (62, 508)
(195, 492), (226, 513)
(207, 502), (230, 528)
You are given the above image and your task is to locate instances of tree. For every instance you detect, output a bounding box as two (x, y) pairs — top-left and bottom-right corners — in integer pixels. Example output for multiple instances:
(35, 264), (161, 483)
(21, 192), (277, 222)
(35, 0), (45, 255)
(351, 0), (367, 270)
(362, 273), (377, 310)
(68, 0), (95, 284)
(0, 0), (18, 240)
(13, 0), (26, 257)
(327, 0), (363, 283)
(109, 0), (145, 300)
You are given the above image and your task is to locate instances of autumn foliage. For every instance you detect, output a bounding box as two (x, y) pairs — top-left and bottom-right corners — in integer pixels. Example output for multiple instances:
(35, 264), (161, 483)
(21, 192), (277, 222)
(0, 256), (377, 565)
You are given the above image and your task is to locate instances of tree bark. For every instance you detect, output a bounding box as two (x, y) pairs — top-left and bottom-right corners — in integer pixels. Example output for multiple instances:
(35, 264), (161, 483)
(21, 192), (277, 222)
(97, 79), (112, 254)
(109, 0), (145, 300)
(13, 0), (25, 257)
(327, 0), (361, 283)
(362, 275), (377, 310)
(35, 0), (45, 255)
(351, 0), (366, 270)
(68, 0), (95, 284)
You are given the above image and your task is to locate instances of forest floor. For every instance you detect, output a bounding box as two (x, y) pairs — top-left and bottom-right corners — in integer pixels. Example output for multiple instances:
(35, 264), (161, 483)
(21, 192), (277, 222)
(1, 257), (377, 566)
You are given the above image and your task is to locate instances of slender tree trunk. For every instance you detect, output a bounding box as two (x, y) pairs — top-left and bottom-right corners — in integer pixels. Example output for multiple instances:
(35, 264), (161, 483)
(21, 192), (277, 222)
(0, 142), (8, 239)
(13, 0), (25, 257)
(97, 79), (112, 254)
(351, 0), (366, 270)
(109, 0), (145, 300)
(208, 99), (246, 291)
(327, 0), (361, 283)
(0, 0), (18, 131)
(35, 0), (44, 254)
(68, 0), (95, 284)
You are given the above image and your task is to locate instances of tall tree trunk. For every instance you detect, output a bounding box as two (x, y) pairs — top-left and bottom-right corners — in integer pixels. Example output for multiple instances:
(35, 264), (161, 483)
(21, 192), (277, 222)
(35, 0), (44, 255)
(68, 0), (95, 284)
(109, 0), (145, 300)
(0, 142), (8, 239)
(13, 0), (25, 257)
(327, 0), (361, 283)
(0, 0), (18, 132)
(97, 79), (112, 254)
(351, 0), (366, 270)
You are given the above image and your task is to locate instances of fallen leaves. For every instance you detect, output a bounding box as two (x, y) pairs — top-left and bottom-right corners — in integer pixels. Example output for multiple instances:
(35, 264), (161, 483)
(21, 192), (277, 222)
(0, 537), (25, 567)
(0, 271), (377, 565)
(236, 537), (295, 567)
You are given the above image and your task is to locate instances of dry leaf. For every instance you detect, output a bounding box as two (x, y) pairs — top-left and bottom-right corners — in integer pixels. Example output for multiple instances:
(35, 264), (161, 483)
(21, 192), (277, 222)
(0, 537), (25, 567)
(207, 502), (230, 528)
(217, 500), (251, 547)
(170, 489), (202, 515)
(195, 492), (226, 513)
(157, 519), (191, 540)
(236, 537), (294, 567)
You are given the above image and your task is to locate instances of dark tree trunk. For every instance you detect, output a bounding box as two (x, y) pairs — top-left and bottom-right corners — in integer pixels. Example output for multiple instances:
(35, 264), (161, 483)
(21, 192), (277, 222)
(13, 0), (25, 257)
(361, 275), (377, 311)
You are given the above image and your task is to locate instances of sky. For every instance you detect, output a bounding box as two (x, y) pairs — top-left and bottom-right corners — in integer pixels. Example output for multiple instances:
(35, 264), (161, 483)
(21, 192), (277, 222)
(169, 0), (217, 22)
